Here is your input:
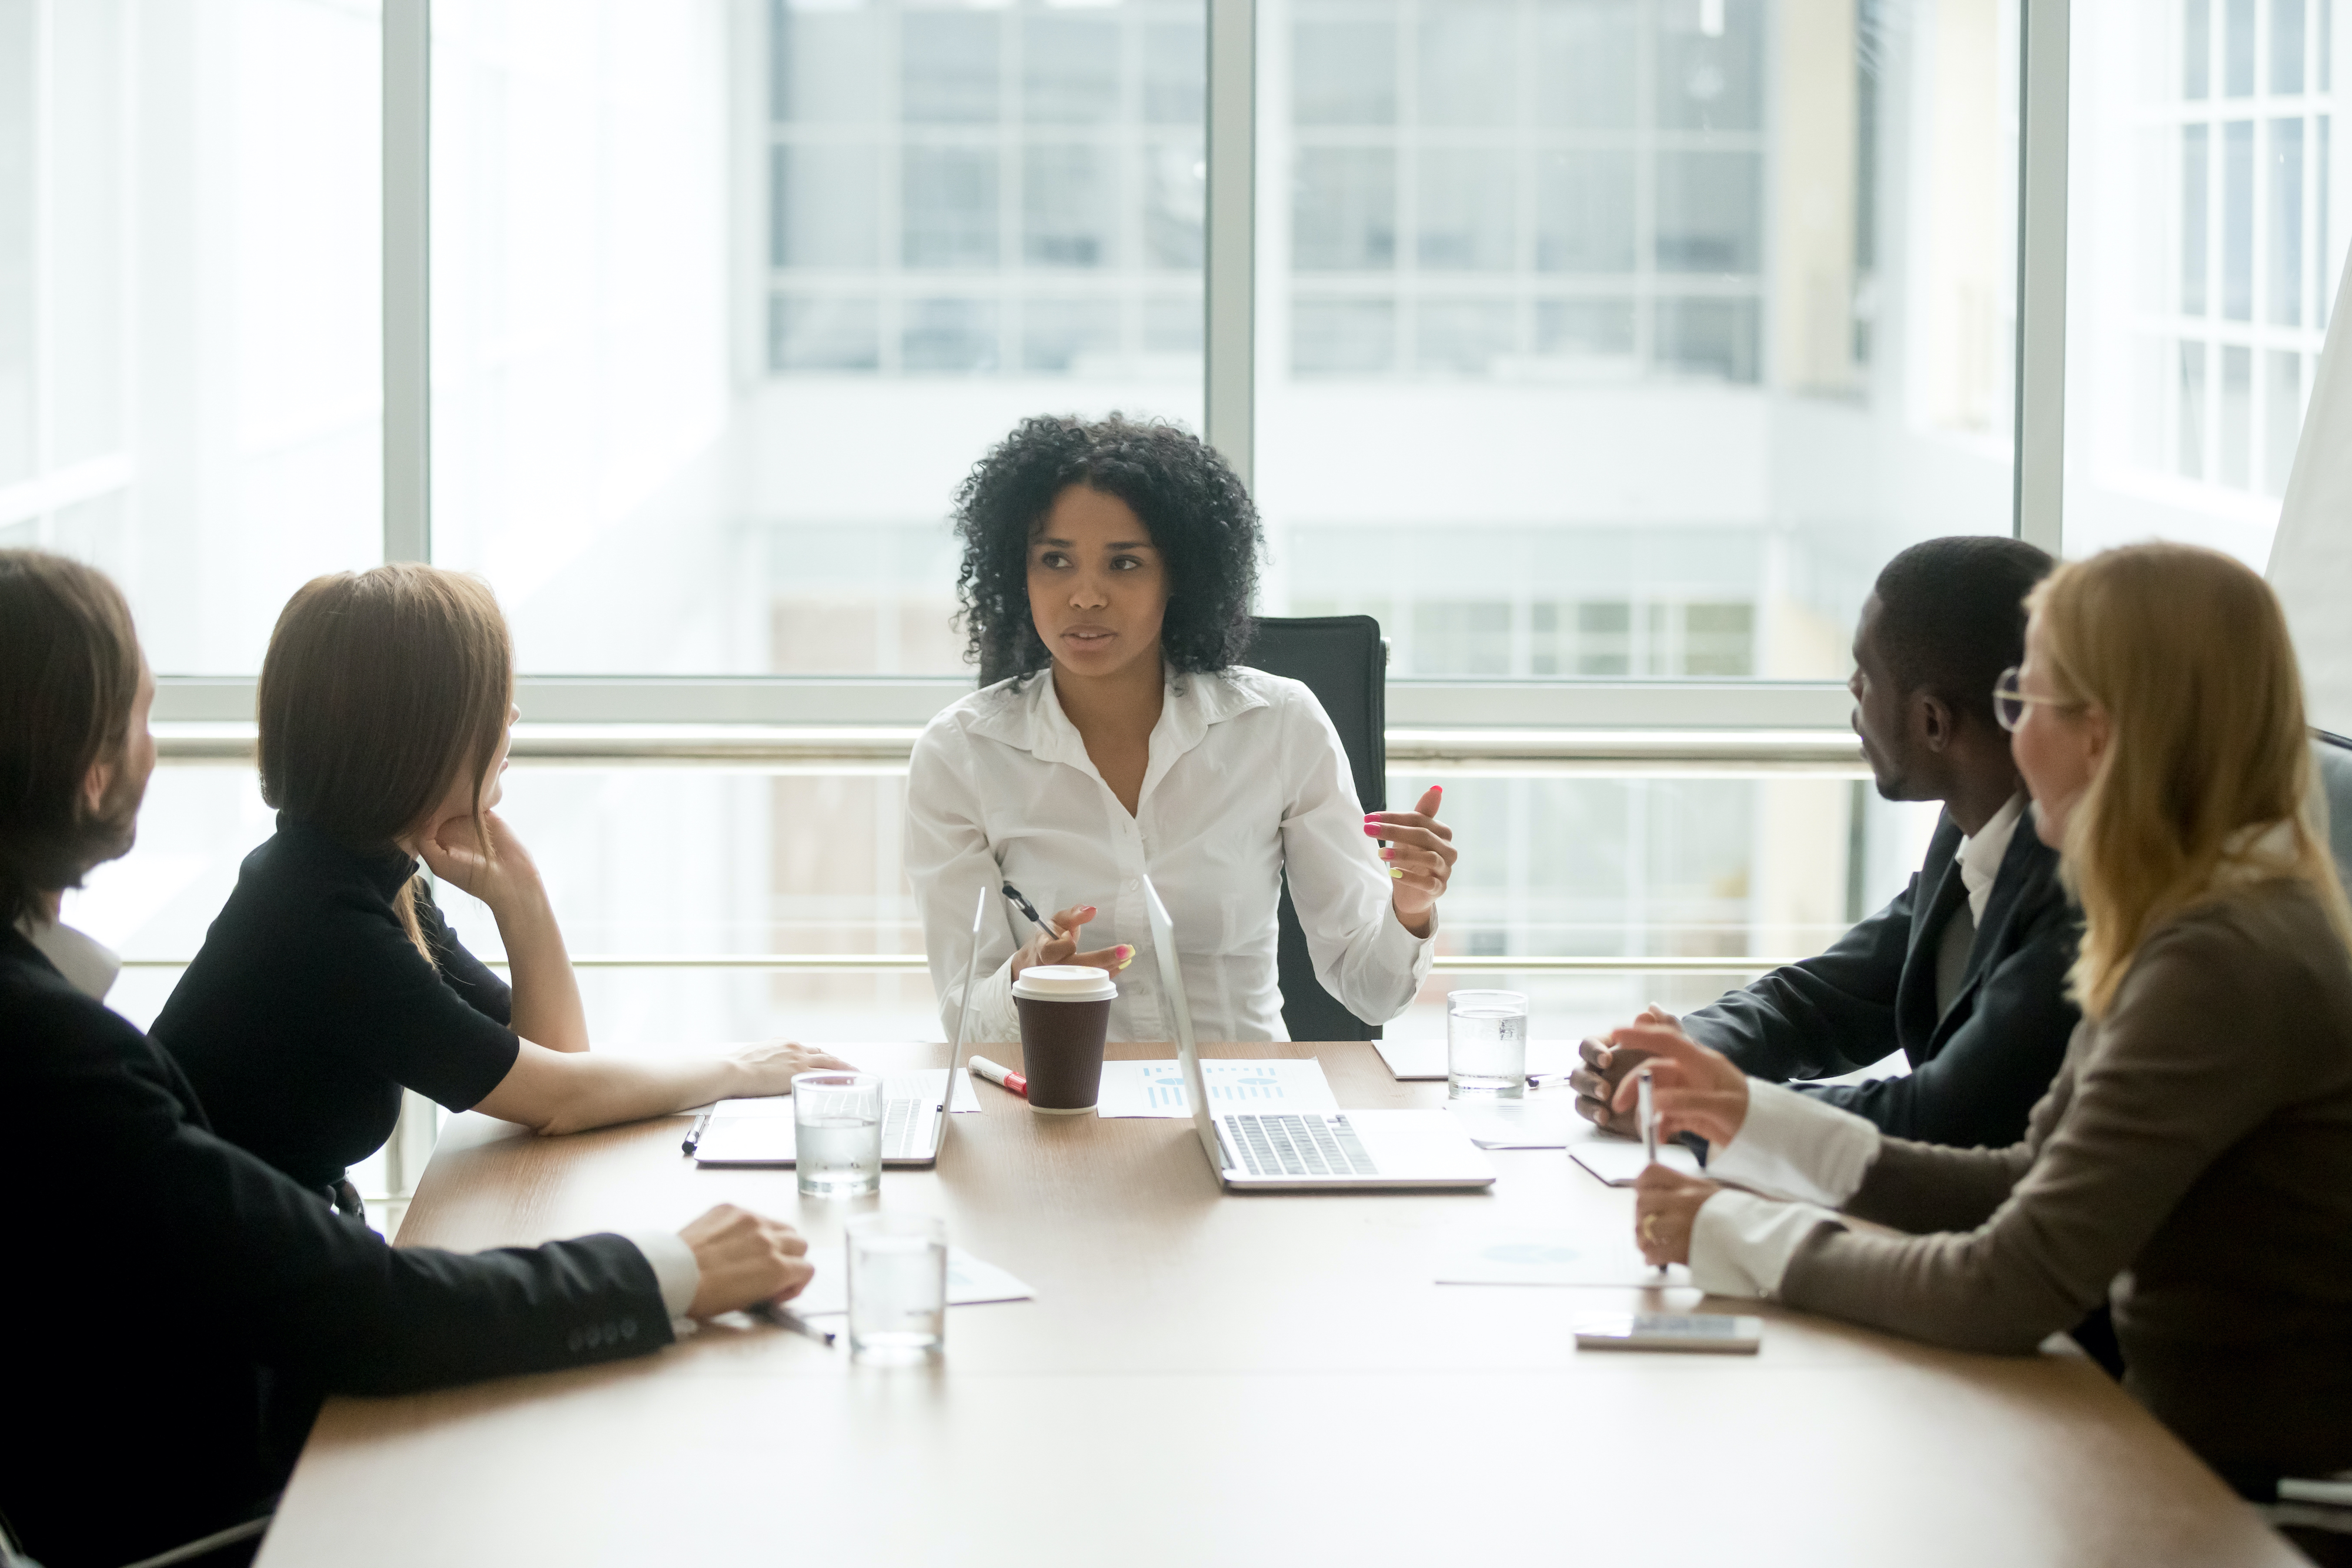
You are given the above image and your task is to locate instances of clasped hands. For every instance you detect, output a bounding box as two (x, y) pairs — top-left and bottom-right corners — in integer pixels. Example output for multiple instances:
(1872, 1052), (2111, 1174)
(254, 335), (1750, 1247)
(1569, 1005), (1755, 1268)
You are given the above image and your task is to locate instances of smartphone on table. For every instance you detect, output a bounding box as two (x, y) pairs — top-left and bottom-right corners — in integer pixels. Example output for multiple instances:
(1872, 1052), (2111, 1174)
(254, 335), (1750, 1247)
(1574, 1313), (1762, 1355)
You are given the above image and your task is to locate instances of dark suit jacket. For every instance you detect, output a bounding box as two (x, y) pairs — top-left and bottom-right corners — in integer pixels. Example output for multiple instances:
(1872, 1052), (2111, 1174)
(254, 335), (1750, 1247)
(0, 930), (672, 1568)
(1680, 809), (2079, 1148)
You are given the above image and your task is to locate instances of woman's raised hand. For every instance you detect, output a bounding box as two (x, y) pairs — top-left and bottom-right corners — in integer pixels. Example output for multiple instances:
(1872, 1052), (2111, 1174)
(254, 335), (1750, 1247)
(1606, 1018), (1752, 1148)
(1369, 785), (1456, 936)
(1008, 902), (1132, 982)
(417, 807), (544, 915)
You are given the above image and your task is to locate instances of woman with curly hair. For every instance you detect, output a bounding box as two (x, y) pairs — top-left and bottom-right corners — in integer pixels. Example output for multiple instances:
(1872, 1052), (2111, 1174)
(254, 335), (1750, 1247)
(905, 414), (1459, 1044)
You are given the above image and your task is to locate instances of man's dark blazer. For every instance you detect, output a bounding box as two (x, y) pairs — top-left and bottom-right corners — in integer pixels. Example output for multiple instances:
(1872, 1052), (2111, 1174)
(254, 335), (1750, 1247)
(0, 929), (673, 1568)
(1680, 807), (2079, 1148)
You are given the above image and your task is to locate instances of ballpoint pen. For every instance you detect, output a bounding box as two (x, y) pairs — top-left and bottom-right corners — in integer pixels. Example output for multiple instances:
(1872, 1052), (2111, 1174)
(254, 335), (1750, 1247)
(1000, 881), (1060, 939)
(1637, 1066), (1667, 1278)
(747, 1299), (836, 1346)
(682, 1109), (713, 1156)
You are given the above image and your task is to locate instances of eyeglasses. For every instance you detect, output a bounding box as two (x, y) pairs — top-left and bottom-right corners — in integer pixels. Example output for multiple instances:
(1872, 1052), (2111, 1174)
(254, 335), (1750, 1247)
(1993, 666), (2076, 732)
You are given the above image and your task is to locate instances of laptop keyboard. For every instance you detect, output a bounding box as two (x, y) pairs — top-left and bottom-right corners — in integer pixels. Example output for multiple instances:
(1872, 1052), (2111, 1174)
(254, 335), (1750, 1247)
(881, 1093), (918, 1158)
(1227, 1114), (1381, 1178)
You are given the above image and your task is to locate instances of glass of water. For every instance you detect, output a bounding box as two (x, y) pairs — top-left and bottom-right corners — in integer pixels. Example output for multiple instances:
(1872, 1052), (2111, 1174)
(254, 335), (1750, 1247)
(794, 1071), (883, 1198)
(1447, 989), (1529, 1099)
(846, 1212), (947, 1364)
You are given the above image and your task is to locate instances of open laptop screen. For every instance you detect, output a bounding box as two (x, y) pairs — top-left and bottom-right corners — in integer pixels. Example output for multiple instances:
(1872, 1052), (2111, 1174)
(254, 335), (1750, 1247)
(1140, 875), (1224, 1174)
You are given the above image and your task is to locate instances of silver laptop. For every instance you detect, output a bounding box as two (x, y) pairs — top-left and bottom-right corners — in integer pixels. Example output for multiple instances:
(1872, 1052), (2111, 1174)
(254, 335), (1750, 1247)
(1141, 876), (1495, 1192)
(692, 885), (987, 1169)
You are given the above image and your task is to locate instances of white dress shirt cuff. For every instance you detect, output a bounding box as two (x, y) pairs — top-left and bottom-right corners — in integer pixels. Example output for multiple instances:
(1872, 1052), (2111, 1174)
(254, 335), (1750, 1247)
(965, 955), (1021, 1045)
(1688, 1189), (1843, 1300)
(1705, 1078), (1881, 1206)
(622, 1229), (701, 1319)
(1375, 900), (1439, 980)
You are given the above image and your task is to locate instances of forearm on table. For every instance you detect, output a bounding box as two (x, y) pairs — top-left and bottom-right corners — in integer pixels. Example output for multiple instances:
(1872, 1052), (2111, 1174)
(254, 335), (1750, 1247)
(479, 1044), (743, 1136)
(493, 891), (590, 1052)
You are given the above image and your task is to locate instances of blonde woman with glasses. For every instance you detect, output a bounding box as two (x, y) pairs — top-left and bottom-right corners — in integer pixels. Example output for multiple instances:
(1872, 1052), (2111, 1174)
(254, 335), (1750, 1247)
(1613, 543), (2352, 1495)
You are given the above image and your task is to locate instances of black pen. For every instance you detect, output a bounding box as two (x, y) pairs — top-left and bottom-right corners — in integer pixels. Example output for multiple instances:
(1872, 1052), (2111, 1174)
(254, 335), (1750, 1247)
(1001, 881), (1061, 939)
(747, 1299), (836, 1346)
(682, 1109), (712, 1156)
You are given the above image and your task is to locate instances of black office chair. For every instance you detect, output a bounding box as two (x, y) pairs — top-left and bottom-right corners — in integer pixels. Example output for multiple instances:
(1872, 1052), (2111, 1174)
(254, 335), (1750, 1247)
(1244, 616), (1389, 1043)
(972, 615), (1391, 1041)
(2311, 730), (2352, 892)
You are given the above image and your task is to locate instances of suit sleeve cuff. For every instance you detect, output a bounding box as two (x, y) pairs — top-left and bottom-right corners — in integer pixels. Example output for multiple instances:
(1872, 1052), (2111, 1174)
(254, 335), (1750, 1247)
(1688, 1189), (1843, 1299)
(622, 1228), (701, 1319)
(1705, 1078), (1882, 1206)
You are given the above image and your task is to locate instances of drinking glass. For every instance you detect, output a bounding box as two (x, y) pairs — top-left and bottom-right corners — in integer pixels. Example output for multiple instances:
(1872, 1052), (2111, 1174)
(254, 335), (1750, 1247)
(794, 1071), (883, 1198)
(846, 1212), (947, 1363)
(1447, 990), (1529, 1099)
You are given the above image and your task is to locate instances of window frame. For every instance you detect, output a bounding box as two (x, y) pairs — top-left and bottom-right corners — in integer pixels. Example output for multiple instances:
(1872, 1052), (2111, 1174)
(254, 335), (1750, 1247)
(147, 0), (2072, 743)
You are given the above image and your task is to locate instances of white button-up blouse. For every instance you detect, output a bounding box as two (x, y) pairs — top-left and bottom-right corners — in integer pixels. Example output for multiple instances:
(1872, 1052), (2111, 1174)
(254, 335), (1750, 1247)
(904, 665), (1436, 1044)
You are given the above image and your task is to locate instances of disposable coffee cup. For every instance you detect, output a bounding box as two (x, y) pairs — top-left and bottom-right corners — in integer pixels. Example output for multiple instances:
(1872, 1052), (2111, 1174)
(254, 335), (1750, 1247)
(1011, 965), (1117, 1114)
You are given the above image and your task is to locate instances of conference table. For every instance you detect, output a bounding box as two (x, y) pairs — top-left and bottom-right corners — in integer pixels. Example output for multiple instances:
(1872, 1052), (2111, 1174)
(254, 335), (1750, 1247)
(258, 1040), (2299, 1567)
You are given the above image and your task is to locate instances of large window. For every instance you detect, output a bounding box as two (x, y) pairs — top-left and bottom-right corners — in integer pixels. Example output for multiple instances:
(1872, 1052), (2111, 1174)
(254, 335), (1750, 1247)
(1260, 0), (2022, 684)
(2066, 0), (2348, 563)
(0, 0), (383, 673)
(425, 0), (1205, 677)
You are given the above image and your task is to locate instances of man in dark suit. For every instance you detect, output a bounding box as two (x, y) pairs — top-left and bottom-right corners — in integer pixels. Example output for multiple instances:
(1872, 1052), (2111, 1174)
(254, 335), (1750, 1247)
(1573, 536), (2077, 1150)
(0, 551), (815, 1568)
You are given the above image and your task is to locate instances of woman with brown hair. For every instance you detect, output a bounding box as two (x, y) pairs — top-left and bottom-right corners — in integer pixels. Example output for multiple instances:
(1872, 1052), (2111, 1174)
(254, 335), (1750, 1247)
(0, 550), (811, 1568)
(152, 564), (844, 1207)
(1607, 542), (2352, 1494)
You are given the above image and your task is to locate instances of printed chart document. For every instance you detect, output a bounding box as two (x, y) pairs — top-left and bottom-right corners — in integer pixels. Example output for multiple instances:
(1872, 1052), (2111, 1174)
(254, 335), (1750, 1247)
(1093, 1058), (1341, 1118)
(1566, 1122), (1702, 1186)
(789, 1248), (1035, 1318)
(1436, 1232), (1696, 1291)
(1373, 1037), (1579, 1082)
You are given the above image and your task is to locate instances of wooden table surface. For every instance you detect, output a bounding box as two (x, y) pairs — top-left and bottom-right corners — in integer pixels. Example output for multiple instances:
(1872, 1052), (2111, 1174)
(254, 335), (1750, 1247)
(258, 1041), (2298, 1567)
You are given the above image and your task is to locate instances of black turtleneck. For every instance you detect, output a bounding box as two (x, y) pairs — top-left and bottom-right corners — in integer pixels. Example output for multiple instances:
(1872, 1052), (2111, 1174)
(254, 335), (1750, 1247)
(151, 815), (520, 1191)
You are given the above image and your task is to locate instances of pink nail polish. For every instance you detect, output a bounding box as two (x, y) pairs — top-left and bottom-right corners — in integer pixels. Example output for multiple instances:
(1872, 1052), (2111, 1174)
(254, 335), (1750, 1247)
(1362, 823), (1381, 837)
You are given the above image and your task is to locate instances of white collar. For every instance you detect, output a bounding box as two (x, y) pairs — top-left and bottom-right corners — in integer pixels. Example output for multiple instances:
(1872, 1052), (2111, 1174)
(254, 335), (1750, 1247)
(16, 915), (121, 1001)
(967, 666), (1269, 769)
(1956, 793), (2028, 925)
(2218, 818), (2300, 881)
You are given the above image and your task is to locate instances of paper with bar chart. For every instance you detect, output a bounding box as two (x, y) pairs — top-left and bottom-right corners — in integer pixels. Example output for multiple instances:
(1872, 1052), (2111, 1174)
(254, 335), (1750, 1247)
(1093, 1059), (1341, 1119)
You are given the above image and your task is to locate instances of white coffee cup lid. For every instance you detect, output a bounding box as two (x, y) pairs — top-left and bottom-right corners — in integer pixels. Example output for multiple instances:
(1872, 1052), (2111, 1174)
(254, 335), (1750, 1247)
(1012, 964), (1118, 1001)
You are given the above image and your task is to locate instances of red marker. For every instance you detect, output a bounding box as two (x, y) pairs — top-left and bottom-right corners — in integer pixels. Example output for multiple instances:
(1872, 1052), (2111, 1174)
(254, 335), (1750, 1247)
(968, 1056), (1028, 1098)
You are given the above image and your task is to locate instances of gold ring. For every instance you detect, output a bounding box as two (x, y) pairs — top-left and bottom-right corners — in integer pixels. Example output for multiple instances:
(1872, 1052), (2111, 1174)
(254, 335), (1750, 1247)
(1640, 1214), (1660, 1243)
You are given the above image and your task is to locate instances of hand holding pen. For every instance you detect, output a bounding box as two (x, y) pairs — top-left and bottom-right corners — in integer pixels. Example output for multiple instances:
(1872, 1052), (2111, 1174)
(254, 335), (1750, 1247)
(1002, 881), (1132, 982)
(1636, 1066), (1666, 1279)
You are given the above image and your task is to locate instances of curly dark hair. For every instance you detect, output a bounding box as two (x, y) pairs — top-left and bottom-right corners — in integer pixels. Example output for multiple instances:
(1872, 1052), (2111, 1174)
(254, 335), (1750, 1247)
(953, 414), (1262, 680)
